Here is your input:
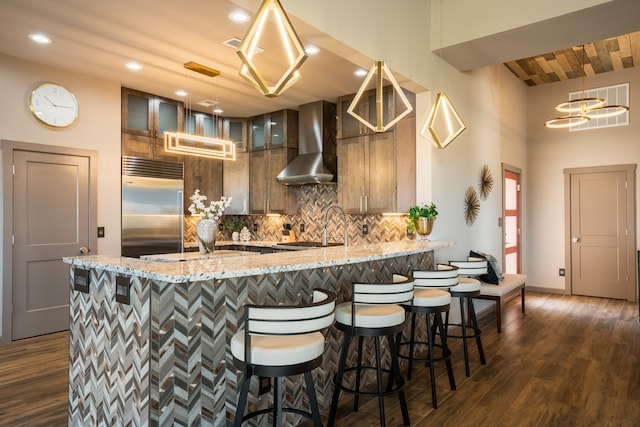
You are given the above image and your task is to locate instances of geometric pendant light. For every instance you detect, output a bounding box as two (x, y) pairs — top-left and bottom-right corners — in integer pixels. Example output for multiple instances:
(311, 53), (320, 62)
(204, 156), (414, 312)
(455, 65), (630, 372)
(164, 132), (236, 160)
(347, 60), (414, 132)
(420, 92), (467, 148)
(237, 0), (307, 97)
(544, 45), (629, 129)
(164, 63), (236, 160)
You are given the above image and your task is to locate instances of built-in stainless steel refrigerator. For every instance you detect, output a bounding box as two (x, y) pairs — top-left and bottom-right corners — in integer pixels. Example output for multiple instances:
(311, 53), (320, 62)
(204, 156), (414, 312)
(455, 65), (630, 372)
(122, 156), (184, 257)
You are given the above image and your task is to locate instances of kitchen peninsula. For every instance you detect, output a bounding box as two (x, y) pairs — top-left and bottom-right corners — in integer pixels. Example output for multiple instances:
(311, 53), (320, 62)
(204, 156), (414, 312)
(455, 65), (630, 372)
(64, 240), (453, 426)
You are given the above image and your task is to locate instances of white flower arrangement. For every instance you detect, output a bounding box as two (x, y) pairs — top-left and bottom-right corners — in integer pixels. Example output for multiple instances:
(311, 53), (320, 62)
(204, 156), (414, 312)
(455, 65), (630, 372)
(188, 189), (232, 221)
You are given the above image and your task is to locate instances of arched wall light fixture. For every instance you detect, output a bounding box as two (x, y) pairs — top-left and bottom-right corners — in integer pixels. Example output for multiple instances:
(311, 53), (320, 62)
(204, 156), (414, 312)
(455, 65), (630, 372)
(237, 0), (307, 97)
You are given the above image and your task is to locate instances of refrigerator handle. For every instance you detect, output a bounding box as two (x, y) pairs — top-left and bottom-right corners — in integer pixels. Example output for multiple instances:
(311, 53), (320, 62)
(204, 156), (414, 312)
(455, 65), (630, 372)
(179, 190), (184, 253)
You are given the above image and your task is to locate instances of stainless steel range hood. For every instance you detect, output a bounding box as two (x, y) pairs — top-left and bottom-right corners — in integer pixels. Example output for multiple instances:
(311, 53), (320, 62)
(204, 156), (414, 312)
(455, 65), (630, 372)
(276, 100), (337, 185)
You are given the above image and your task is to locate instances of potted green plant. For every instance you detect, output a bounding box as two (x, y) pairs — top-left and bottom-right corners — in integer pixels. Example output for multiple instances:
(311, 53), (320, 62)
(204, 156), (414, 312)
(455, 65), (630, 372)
(223, 216), (245, 241)
(407, 202), (438, 237)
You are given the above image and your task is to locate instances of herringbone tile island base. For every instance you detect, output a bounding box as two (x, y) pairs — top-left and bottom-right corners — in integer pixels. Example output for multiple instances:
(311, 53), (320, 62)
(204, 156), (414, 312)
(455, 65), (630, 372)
(67, 251), (433, 426)
(1, 292), (639, 426)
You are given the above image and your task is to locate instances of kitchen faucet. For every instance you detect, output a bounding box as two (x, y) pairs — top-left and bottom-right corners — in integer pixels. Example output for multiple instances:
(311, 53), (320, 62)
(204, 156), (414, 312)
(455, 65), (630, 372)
(323, 205), (348, 247)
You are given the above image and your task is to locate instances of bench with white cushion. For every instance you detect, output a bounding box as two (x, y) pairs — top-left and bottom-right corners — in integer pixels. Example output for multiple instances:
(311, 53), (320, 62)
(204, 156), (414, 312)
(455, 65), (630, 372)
(474, 273), (526, 333)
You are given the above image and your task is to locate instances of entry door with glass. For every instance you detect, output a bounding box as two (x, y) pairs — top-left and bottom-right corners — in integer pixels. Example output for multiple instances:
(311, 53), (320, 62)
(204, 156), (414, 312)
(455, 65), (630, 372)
(504, 168), (521, 274)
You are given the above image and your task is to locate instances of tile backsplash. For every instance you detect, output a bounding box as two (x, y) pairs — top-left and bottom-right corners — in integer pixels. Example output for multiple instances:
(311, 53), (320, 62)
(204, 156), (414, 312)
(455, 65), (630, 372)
(185, 184), (412, 245)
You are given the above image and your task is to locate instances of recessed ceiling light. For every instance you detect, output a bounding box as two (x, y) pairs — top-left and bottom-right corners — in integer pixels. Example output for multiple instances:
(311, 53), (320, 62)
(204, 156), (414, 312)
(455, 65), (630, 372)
(305, 45), (320, 55)
(28, 33), (52, 44)
(125, 61), (143, 71)
(354, 68), (368, 77)
(229, 10), (250, 23)
(213, 108), (224, 114)
(175, 90), (188, 97)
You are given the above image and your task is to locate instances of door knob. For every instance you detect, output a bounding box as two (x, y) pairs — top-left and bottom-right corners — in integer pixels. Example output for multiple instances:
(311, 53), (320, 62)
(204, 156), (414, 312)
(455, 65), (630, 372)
(79, 247), (90, 254)
(571, 237), (580, 243)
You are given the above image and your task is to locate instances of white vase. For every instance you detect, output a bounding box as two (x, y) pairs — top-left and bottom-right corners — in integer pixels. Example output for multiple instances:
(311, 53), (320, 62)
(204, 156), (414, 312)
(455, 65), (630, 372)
(196, 219), (217, 254)
(232, 231), (240, 241)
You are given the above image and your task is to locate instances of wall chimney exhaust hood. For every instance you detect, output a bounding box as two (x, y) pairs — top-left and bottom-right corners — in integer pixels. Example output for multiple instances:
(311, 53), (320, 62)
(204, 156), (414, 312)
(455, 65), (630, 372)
(276, 100), (337, 185)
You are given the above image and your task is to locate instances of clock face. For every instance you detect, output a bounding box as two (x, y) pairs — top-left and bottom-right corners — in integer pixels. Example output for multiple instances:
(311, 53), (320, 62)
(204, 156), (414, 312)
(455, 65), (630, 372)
(29, 83), (79, 128)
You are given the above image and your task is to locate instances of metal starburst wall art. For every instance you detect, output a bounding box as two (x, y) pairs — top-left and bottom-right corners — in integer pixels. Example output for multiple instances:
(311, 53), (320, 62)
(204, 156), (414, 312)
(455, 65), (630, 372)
(479, 164), (493, 200)
(464, 186), (480, 225)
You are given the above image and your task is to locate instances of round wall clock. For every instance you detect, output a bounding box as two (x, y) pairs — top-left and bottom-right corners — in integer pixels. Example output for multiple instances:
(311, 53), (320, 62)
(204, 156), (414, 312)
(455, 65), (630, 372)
(29, 82), (79, 128)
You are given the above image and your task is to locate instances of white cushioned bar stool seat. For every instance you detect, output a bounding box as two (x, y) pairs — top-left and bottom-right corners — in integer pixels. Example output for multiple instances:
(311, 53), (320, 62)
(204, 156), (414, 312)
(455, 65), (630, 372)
(453, 277), (481, 293)
(232, 289), (336, 427)
(335, 303), (406, 329)
(328, 274), (414, 427)
(413, 288), (452, 307)
(448, 258), (488, 377)
(396, 265), (457, 409)
(231, 331), (325, 367)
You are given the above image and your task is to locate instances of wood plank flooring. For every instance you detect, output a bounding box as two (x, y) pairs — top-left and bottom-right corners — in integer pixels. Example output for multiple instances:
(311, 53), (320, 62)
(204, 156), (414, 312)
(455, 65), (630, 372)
(0, 331), (68, 426)
(1, 292), (639, 426)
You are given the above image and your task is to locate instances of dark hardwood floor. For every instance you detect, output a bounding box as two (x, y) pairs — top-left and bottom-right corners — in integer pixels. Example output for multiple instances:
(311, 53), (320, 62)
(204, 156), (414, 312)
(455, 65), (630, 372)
(0, 330), (68, 426)
(1, 292), (639, 426)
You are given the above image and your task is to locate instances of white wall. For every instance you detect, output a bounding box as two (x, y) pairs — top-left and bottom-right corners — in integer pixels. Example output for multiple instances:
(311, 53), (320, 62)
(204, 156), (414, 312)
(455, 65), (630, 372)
(437, 0), (610, 47)
(527, 66), (640, 291)
(0, 54), (122, 340)
(0, 54), (122, 253)
(430, 64), (528, 265)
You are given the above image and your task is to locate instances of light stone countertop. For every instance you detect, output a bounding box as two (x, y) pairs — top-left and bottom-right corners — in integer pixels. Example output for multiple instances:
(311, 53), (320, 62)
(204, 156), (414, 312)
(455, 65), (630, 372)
(63, 240), (455, 283)
(141, 250), (256, 263)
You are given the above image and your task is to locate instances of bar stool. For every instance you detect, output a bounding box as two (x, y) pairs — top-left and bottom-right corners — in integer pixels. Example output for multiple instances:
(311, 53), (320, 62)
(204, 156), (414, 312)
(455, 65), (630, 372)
(448, 257), (488, 377)
(231, 289), (336, 427)
(327, 274), (414, 427)
(397, 265), (458, 408)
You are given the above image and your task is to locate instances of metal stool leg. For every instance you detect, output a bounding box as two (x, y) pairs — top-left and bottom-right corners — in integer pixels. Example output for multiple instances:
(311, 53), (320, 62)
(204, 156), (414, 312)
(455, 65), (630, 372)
(354, 335), (364, 411)
(274, 376), (283, 426)
(426, 312), (438, 408)
(328, 331), (351, 427)
(468, 297), (486, 365)
(389, 333), (410, 425)
(435, 312), (456, 391)
(304, 371), (322, 427)
(234, 374), (251, 427)
(374, 336), (386, 427)
(459, 296), (471, 377)
(407, 313), (417, 380)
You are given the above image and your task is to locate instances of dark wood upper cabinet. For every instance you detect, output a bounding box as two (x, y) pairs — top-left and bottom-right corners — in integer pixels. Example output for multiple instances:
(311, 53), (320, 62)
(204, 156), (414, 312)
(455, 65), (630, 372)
(249, 109), (298, 152)
(185, 111), (221, 138)
(337, 87), (416, 214)
(121, 87), (183, 138)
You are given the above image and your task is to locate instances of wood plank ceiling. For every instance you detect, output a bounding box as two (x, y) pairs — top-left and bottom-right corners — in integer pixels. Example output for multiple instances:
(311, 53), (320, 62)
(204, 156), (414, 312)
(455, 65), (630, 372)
(504, 31), (640, 86)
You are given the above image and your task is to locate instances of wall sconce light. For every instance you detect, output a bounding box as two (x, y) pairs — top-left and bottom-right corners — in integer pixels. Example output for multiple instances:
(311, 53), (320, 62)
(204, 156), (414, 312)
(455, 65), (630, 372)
(348, 60), (414, 132)
(420, 92), (466, 148)
(237, 0), (307, 97)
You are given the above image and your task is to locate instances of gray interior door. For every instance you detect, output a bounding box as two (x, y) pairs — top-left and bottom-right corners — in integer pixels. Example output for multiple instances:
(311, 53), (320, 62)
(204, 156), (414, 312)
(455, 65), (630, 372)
(12, 150), (91, 339)
(570, 170), (628, 299)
